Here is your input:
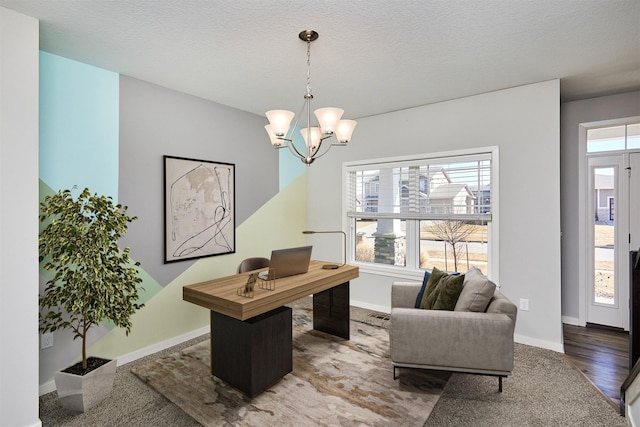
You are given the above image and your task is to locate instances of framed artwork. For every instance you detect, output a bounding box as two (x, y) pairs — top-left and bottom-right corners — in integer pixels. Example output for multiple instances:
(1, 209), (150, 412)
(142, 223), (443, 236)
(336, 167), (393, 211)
(164, 155), (236, 263)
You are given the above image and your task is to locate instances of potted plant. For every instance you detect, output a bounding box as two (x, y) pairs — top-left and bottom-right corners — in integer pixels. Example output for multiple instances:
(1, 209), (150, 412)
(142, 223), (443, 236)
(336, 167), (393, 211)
(39, 187), (145, 412)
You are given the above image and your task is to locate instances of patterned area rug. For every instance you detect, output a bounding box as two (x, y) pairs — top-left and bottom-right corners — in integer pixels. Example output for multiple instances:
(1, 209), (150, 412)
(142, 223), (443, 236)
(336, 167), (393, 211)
(131, 307), (447, 426)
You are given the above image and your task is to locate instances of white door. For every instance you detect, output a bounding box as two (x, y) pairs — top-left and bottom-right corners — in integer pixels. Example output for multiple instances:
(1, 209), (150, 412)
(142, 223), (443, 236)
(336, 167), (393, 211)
(586, 155), (629, 329)
(631, 153), (640, 260)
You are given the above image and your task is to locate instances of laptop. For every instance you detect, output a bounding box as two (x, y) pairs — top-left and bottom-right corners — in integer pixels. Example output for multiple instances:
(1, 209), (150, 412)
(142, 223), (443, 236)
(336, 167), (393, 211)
(258, 245), (313, 280)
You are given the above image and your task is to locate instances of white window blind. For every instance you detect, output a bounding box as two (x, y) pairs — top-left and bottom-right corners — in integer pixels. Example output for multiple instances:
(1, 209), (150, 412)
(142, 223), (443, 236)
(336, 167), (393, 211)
(346, 153), (492, 222)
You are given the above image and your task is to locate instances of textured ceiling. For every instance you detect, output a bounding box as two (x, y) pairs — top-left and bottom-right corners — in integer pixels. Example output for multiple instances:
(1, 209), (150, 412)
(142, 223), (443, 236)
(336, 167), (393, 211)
(2, 0), (639, 119)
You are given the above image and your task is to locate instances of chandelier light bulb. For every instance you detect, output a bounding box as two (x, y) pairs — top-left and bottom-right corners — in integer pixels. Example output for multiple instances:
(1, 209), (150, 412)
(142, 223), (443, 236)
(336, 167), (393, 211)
(314, 107), (344, 135)
(264, 125), (283, 146)
(335, 120), (357, 143)
(265, 110), (295, 136)
(300, 127), (321, 149)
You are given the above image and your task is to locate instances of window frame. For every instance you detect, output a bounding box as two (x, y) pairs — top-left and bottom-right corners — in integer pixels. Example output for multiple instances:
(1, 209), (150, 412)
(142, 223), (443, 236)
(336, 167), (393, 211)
(587, 122), (640, 154)
(342, 146), (499, 281)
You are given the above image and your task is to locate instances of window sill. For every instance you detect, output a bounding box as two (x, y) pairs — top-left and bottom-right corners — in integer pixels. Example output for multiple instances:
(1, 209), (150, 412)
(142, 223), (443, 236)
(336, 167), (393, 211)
(351, 262), (425, 282)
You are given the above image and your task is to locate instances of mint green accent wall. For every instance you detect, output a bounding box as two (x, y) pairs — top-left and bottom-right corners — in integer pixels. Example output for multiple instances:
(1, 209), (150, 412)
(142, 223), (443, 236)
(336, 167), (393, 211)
(88, 173), (308, 358)
(39, 52), (119, 199)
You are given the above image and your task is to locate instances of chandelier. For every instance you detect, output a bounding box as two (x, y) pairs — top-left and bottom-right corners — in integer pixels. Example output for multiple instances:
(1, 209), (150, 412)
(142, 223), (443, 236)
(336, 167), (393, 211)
(265, 30), (357, 166)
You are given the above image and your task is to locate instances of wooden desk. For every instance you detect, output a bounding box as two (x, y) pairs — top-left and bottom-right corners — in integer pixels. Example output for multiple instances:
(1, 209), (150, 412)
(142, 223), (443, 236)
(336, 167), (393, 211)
(183, 261), (359, 396)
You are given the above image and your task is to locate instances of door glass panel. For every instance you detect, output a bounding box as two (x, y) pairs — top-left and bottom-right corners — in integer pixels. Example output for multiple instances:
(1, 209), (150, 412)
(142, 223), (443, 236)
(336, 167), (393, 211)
(593, 167), (615, 305)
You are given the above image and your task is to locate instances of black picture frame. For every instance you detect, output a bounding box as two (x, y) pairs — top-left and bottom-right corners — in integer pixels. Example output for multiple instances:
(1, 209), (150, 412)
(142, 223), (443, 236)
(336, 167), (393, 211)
(163, 155), (236, 263)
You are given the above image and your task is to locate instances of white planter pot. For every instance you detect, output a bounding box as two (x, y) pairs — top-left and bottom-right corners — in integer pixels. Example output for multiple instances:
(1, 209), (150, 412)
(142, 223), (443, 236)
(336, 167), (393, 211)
(54, 357), (117, 412)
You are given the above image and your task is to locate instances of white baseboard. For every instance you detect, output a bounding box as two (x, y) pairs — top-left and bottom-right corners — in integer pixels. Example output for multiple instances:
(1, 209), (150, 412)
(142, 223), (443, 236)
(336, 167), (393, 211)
(350, 299), (390, 315)
(39, 326), (209, 396)
(514, 333), (564, 353)
(39, 380), (56, 396)
(561, 315), (583, 326)
(117, 326), (209, 366)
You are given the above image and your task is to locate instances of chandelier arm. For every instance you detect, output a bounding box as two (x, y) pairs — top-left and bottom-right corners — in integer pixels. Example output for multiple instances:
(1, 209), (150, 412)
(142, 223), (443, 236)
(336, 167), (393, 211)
(274, 139), (292, 148)
(310, 134), (333, 157)
(287, 139), (308, 161)
(284, 98), (308, 159)
(306, 144), (334, 161)
(307, 139), (334, 160)
(313, 133), (351, 156)
(295, 98), (308, 125)
(304, 91), (313, 160)
(307, 141), (322, 158)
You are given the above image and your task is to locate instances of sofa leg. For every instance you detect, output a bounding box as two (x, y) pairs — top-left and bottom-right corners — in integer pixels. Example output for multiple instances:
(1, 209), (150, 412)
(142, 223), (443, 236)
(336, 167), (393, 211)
(498, 376), (503, 392)
(393, 366), (397, 380)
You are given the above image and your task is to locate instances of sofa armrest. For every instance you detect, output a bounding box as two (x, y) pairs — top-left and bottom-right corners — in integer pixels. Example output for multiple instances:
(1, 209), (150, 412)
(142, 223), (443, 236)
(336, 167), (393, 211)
(487, 291), (518, 325)
(390, 308), (514, 373)
(392, 282), (422, 308)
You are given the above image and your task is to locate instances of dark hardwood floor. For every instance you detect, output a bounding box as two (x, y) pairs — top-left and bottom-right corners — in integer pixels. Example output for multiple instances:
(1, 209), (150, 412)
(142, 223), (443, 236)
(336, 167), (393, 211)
(563, 323), (629, 410)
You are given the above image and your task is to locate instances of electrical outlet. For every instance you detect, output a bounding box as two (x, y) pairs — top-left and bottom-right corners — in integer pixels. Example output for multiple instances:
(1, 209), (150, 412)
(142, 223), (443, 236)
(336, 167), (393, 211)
(41, 332), (54, 349)
(519, 298), (529, 311)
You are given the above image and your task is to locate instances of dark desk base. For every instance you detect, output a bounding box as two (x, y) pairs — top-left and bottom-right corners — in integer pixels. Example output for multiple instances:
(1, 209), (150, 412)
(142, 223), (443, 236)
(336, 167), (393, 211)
(209, 281), (350, 396)
(211, 306), (292, 397)
(313, 281), (350, 339)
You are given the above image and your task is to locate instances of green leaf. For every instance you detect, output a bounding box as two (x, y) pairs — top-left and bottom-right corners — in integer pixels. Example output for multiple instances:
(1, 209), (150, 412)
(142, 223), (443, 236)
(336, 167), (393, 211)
(38, 187), (145, 367)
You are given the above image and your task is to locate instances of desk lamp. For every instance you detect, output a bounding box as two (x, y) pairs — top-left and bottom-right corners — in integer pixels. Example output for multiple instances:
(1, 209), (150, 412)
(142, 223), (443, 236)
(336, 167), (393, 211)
(302, 230), (346, 269)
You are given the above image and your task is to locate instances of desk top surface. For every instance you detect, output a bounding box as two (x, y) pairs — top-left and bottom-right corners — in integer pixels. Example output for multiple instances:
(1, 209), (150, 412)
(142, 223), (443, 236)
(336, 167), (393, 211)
(183, 260), (359, 320)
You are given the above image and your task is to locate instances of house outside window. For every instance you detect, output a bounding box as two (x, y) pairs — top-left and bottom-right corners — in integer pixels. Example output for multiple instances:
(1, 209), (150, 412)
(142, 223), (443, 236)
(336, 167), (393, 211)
(345, 148), (497, 276)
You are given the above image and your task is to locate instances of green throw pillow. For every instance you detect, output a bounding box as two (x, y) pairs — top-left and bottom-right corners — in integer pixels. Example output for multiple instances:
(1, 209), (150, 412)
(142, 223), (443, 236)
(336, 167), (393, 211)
(419, 267), (447, 309)
(420, 267), (465, 311)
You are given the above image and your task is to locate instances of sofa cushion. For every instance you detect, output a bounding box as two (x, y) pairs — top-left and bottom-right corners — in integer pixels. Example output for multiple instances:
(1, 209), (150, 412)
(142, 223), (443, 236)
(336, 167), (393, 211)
(414, 270), (432, 308)
(454, 267), (496, 312)
(420, 267), (465, 310)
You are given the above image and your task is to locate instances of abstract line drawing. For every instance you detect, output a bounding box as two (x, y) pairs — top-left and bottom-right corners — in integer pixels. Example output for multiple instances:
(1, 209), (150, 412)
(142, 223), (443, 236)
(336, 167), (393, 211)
(164, 155), (235, 263)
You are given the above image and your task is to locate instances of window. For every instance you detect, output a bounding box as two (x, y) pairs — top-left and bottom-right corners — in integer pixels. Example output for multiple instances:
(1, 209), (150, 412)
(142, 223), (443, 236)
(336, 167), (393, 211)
(587, 123), (640, 153)
(345, 148), (496, 276)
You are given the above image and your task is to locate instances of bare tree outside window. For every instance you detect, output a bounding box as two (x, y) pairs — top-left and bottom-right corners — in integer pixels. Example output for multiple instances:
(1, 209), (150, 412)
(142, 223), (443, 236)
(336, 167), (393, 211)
(431, 220), (477, 272)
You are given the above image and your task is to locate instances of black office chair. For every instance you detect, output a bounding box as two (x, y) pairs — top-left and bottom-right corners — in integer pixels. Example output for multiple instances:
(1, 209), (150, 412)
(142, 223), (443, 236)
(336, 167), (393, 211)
(237, 257), (270, 274)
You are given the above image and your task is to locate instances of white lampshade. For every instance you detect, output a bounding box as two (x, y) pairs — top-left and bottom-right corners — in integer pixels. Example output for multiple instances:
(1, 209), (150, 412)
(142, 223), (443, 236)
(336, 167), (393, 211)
(264, 125), (283, 146)
(314, 107), (344, 135)
(300, 127), (321, 149)
(335, 120), (357, 143)
(265, 110), (295, 136)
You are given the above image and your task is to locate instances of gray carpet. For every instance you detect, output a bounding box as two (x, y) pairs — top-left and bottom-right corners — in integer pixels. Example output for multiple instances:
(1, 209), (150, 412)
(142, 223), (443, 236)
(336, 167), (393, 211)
(425, 343), (627, 427)
(39, 299), (626, 426)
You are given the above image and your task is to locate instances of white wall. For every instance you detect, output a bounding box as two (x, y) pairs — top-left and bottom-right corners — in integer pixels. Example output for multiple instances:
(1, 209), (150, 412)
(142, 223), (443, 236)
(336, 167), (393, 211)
(0, 7), (41, 427)
(560, 91), (640, 325)
(307, 80), (563, 351)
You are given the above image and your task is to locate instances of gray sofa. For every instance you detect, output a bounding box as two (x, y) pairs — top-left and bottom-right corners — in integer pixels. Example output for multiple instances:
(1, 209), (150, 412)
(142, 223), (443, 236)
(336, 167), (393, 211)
(390, 278), (517, 391)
